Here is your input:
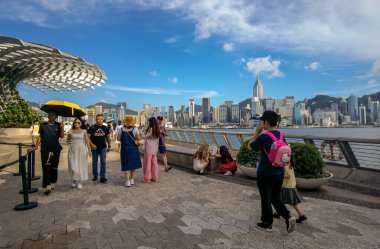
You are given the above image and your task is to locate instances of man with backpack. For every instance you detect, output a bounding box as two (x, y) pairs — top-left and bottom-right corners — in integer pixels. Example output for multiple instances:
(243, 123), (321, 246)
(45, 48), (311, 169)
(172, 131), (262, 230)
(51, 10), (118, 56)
(248, 110), (296, 233)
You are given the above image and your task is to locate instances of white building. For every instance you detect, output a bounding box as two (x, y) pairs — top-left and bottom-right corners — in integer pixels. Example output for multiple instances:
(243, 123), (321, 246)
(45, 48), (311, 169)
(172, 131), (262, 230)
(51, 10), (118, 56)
(313, 109), (337, 126)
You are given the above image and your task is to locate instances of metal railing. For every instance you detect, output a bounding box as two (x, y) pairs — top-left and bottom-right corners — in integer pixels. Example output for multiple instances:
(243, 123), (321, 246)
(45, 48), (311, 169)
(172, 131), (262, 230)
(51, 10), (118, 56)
(166, 128), (380, 172)
(0, 142), (39, 210)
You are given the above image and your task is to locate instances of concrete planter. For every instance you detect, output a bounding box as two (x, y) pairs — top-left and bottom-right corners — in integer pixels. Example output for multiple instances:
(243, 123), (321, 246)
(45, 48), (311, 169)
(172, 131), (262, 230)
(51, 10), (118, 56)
(237, 164), (258, 179)
(296, 172), (333, 190)
(0, 128), (31, 143)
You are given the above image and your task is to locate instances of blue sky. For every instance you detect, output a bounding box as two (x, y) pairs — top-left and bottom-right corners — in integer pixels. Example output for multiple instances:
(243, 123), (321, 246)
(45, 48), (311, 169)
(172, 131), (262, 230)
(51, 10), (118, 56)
(1, 0), (380, 111)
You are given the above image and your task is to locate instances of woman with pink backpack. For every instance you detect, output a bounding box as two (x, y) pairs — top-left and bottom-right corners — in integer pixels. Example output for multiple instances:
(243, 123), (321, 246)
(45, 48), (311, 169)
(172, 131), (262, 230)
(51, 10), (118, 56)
(248, 110), (296, 233)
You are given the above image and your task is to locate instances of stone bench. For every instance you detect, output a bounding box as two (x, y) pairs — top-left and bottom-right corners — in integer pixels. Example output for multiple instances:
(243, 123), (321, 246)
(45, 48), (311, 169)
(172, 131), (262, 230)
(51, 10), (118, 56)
(139, 143), (221, 172)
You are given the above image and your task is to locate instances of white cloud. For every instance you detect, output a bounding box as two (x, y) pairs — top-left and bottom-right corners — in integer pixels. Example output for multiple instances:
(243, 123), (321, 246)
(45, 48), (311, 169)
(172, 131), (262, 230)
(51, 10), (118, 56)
(370, 59), (380, 76)
(245, 56), (283, 78)
(169, 77), (178, 84)
(164, 36), (179, 43)
(104, 85), (218, 99)
(223, 43), (235, 52)
(149, 70), (158, 77)
(4, 1), (380, 60)
(368, 79), (377, 85)
(233, 58), (246, 65)
(100, 99), (108, 103)
(105, 91), (116, 97)
(305, 62), (321, 71)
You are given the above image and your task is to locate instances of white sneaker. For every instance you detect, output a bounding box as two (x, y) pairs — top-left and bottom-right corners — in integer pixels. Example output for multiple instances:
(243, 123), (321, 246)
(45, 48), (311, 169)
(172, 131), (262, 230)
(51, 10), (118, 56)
(50, 183), (56, 190)
(44, 185), (52, 195)
(130, 179), (134, 185)
(77, 182), (83, 189)
(71, 180), (76, 188)
(125, 180), (131, 187)
(224, 171), (233, 176)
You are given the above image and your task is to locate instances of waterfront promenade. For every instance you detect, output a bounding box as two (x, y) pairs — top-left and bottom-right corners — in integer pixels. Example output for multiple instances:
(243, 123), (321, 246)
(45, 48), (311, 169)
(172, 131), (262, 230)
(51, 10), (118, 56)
(0, 144), (380, 249)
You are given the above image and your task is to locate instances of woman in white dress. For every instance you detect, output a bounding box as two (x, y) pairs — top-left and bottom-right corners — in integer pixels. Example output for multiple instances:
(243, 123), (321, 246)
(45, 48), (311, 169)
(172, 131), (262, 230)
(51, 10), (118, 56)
(67, 118), (91, 189)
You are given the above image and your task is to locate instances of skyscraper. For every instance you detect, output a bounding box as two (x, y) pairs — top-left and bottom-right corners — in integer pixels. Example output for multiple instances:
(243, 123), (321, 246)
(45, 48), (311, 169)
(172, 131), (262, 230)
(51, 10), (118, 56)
(231, 104), (240, 124)
(359, 104), (366, 125)
(219, 105), (229, 123)
(168, 106), (175, 125)
(189, 99), (195, 118)
(253, 76), (264, 99)
(347, 94), (358, 121)
(202, 98), (210, 124)
(117, 102), (127, 110)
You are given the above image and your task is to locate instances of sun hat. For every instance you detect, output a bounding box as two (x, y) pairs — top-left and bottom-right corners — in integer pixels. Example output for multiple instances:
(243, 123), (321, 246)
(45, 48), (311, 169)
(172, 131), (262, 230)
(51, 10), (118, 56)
(123, 116), (136, 126)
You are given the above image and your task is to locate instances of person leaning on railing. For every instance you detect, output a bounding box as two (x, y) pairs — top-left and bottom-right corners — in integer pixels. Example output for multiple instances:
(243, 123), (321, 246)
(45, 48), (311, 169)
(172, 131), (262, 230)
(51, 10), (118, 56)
(33, 111), (64, 195)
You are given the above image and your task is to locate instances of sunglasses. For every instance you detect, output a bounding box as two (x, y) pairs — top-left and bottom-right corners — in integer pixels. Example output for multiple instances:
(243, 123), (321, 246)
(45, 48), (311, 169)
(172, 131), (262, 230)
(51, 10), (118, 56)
(74, 122), (81, 124)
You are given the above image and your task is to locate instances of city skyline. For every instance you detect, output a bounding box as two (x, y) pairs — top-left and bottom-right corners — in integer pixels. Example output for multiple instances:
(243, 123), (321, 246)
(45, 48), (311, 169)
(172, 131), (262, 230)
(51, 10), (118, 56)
(1, 1), (380, 110)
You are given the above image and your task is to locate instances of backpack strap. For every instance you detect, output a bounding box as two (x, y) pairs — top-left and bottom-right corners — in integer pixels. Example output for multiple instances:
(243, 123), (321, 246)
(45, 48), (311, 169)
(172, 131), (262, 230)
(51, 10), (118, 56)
(263, 131), (282, 156)
(265, 131), (279, 142)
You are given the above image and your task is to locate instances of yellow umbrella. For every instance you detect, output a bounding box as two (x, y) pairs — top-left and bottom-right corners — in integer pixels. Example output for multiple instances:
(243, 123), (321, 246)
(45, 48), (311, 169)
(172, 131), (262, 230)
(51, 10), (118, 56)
(40, 100), (86, 117)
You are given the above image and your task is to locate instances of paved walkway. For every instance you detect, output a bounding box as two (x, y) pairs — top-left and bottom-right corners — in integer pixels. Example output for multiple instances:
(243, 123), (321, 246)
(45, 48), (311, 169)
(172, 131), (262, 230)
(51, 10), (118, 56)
(0, 145), (380, 249)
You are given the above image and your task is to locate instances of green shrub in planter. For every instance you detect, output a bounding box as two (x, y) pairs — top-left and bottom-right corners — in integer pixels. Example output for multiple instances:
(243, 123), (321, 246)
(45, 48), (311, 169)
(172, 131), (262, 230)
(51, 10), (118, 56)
(236, 139), (260, 168)
(0, 96), (43, 128)
(290, 142), (328, 179)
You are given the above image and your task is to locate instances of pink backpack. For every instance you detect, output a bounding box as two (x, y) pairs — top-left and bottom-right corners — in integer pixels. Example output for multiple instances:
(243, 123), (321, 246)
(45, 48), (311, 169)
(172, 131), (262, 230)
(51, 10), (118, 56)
(264, 132), (292, 167)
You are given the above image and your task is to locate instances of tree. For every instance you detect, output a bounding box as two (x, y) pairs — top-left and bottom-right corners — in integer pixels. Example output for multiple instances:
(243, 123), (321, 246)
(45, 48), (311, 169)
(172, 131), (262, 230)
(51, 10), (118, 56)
(0, 96), (43, 128)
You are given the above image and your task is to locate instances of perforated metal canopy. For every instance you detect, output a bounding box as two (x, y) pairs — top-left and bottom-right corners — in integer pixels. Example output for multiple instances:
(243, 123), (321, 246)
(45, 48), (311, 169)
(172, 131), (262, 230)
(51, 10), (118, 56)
(0, 36), (107, 112)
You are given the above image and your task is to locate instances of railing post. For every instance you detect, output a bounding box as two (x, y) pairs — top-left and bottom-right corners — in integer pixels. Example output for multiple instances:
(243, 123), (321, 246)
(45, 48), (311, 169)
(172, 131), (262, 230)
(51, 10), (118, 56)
(183, 132), (190, 143)
(20, 151), (38, 194)
(175, 130), (182, 142)
(338, 141), (360, 168)
(210, 133), (219, 147)
(199, 132), (208, 145)
(303, 138), (315, 145)
(13, 143), (22, 176)
(191, 131), (198, 144)
(168, 130), (175, 141)
(31, 150), (40, 180)
(15, 155), (38, 211)
(237, 134), (244, 146)
(222, 133), (233, 151)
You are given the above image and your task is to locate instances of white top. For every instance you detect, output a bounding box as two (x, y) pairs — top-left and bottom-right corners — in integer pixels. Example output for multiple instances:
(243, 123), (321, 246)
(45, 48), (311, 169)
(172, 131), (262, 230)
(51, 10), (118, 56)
(118, 126), (140, 137)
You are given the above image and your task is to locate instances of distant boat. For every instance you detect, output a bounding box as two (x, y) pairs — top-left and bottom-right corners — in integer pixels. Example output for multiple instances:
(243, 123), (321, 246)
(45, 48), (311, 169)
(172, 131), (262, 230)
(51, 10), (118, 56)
(165, 122), (173, 128)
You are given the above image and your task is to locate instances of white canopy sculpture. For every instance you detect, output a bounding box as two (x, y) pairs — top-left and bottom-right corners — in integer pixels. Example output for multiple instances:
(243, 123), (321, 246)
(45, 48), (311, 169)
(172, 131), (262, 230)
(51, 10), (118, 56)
(0, 36), (107, 113)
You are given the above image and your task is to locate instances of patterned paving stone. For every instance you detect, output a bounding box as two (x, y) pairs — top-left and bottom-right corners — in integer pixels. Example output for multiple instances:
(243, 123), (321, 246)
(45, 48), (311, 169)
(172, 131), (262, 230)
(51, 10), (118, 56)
(1, 147), (380, 249)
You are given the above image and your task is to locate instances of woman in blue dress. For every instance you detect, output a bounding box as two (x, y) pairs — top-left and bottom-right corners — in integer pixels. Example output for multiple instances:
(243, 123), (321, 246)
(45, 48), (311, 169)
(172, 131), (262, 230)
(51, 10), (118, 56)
(117, 116), (142, 187)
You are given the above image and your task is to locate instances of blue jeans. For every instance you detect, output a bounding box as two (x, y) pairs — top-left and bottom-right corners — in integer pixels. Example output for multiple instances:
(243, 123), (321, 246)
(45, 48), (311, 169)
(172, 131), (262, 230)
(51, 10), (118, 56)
(92, 148), (107, 178)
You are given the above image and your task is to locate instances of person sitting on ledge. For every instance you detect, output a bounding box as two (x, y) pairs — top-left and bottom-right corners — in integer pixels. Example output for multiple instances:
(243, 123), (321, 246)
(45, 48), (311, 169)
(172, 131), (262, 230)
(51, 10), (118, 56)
(219, 145), (237, 176)
(193, 144), (209, 174)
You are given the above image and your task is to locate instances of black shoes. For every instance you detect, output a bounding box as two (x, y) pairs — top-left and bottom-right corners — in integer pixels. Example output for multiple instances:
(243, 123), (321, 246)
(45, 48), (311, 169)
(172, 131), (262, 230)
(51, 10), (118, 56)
(286, 216), (296, 233)
(257, 222), (273, 232)
(296, 215), (307, 223)
(92, 176), (98, 181)
(100, 177), (107, 183)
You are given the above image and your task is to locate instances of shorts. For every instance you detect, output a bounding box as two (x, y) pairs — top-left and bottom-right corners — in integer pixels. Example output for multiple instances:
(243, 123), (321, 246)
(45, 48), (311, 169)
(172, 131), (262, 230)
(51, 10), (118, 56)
(159, 145), (166, 154)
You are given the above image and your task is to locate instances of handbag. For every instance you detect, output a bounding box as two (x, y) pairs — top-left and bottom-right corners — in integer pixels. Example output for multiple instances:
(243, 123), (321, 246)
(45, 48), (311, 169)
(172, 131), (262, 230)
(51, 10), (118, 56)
(126, 129), (141, 147)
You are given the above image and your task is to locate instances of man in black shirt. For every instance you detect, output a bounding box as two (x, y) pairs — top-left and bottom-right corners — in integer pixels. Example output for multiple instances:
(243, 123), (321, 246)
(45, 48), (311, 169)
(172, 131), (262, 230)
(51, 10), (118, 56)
(88, 114), (111, 183)
(34, 112), (64, 195)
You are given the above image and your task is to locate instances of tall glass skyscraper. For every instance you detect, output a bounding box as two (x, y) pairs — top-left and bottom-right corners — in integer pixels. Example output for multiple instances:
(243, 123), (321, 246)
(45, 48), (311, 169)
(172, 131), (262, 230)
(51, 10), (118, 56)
(202, 98), (210, 124)
(347, 94), (358, 121)
(253, 76), (264, 99)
